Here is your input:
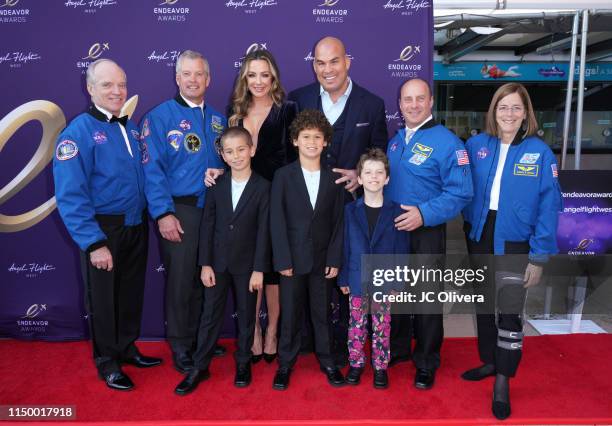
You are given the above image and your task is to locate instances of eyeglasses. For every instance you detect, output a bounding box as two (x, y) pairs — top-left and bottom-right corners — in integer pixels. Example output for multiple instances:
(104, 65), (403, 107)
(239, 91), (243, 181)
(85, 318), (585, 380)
(497, 105), (524, 114)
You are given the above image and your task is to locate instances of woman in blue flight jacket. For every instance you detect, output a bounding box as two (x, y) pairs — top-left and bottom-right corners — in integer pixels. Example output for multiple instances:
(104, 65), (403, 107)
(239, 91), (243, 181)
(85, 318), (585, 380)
(462, 83), (562, 420)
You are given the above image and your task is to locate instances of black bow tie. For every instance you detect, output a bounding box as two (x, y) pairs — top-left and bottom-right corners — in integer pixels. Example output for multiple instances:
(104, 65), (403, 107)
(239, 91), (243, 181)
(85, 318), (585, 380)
(110, 115), (128, 126)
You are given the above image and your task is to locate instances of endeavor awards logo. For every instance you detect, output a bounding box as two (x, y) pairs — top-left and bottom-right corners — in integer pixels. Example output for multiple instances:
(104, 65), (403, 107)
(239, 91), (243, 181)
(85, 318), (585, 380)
(76, 42), (110, 73)
(64, 0), (119, 14)
(153, 0), (191, 22)
(388, 44), (423, 78)
(234, 42), (268, 68)
(0, 0), (30, 24)
(382, 0), (431, 16)
(312, 0), (349, 24)
(16, 303), (49, 335)
(225, 0), (279, 15)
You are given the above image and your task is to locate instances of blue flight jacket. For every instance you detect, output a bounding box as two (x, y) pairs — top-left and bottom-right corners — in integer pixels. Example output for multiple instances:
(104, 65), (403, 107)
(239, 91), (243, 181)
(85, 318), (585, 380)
(338, 198), (410, 297)
(140, 95), (225, 220)
(386, 120), (473, 227)
(463, 132), (563, 262)
(53, 106), (146, 252)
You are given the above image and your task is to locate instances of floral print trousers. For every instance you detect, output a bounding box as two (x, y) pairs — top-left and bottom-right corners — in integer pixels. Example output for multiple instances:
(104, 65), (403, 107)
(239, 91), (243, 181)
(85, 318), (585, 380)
(347, 295), (391, 371)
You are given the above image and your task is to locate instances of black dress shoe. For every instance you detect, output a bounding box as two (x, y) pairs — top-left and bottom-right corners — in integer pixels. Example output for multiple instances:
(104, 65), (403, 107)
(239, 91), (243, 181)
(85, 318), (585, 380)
(173, 352), (193, 374)
(461, 364), (496, 381)
(345, 367), (363, 385)
(320, 366), (346, 387)
(123, 354), (162, 368)
(263, 352), (277, 363)
(174, 368), (210, 396)
(414, 368), (435, 390)
(234, 363), (252, 388)
(99, 370), (134, 391)
(272, 367), (291, 390)
(389, 354), (411, 367)
(213, 344), (226, 357)
(373, 369), (389, 389)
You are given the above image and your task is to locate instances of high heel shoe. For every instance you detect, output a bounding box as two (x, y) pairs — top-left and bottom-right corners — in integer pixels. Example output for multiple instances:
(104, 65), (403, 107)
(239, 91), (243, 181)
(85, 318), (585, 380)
(263, 352), (277, 363)
(252, 353), (263, 364)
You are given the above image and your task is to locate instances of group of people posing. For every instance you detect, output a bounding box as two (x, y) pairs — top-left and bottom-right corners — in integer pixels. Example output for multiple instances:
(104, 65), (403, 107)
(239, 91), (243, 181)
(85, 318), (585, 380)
(53, 36), (562, 420)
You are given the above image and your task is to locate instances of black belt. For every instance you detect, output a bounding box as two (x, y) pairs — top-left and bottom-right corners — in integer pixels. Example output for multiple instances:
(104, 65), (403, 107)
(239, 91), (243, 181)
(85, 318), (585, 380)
(95, 211), (146, 226)
(173, 195), (198, 207)
(95, 214), (125, 226)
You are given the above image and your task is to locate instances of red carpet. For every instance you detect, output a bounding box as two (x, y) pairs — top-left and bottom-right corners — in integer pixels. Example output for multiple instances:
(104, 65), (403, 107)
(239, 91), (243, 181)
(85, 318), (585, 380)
(1, 335), (611, 425)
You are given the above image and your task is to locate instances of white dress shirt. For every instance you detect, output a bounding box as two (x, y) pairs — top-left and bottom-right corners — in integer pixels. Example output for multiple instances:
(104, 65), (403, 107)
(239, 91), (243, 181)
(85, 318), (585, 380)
(301, 168), (320, 209)
(320, 78), (353, 125)
(95, 104), (132, 157)
(231, 177), (249, 211)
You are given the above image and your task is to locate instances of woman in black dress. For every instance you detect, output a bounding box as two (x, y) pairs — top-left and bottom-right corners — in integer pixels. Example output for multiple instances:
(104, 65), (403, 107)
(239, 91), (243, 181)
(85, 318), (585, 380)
(228, 49), (297, 363)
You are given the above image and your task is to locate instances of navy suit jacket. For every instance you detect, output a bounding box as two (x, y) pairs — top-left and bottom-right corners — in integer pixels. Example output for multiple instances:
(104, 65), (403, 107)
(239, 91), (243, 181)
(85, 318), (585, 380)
(288, 81), (388, 170)
(338, 198), (410, 296)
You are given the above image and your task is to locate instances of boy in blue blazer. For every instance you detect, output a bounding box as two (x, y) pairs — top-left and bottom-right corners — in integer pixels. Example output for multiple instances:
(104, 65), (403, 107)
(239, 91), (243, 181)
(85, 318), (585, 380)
(338, 148), (409, 389)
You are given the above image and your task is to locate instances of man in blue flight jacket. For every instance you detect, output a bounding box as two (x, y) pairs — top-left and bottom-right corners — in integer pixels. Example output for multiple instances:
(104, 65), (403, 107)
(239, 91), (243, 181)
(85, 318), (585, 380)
(386, 78), (473, 390)
(54, 59), (161, 391)
(141, 50), (227, 374)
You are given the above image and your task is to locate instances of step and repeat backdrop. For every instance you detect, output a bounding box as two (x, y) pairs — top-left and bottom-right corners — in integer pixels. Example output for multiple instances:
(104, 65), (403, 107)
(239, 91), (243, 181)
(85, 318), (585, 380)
(0, 0), (434, 340)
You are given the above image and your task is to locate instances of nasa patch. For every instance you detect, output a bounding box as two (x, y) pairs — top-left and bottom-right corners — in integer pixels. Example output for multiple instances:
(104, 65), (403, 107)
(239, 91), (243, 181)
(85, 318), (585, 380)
(477, 147), (489, 160)
(390, 142), (398, 152)
(92, 131), (108, 145)
(179, 119), (191, 131)
(56, 140), (78, 161)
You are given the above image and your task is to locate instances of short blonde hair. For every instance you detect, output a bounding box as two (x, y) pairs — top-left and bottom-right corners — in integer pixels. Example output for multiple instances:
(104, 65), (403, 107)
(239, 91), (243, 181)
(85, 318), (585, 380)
(485, 83), (538, 138)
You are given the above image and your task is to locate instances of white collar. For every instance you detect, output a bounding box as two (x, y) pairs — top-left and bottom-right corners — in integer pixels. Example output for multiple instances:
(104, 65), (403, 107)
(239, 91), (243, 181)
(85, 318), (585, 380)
(319, 77), (352, 100)
(95, 104), (116, 120)
(180, 94), (204, 110)
(406, 115), (433, 133)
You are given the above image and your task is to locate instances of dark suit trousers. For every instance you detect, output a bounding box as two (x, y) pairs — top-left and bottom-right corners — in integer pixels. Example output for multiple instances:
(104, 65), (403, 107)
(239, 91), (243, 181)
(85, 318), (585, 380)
(193, 271), (257, 369)
(81, 217), (148, 376)
(160, 203), (203, 354)
(390, 224), (445, 371)
(279, 272), (334, 369)
(467, 211), (528, 377)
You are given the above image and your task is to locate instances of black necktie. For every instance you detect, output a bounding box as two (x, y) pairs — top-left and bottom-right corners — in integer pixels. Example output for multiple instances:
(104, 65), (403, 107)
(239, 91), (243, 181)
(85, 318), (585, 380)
(110, 115), (128, 126)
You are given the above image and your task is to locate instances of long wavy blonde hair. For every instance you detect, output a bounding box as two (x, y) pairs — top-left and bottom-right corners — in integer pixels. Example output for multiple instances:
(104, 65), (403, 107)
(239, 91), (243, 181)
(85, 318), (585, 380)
(229, 49), (285, 126)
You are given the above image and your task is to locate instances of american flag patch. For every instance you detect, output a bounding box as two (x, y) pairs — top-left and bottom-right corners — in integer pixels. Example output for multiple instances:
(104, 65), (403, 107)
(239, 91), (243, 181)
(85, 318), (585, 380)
(456, 149), (469, 166)
(551, 164), (558, 178)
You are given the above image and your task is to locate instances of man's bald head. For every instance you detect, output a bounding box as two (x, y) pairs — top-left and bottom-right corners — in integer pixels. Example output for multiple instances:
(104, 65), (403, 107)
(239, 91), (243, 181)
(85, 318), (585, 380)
(399, 78), (434, 129)
(314, 36), (346, 57)
(313, 36), (351, 101)
(400, 78), (432, 98)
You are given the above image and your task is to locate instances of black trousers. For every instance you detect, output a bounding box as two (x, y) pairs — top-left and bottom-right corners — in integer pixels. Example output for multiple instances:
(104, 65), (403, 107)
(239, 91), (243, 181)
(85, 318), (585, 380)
(192, 271), (257, 369)
(467, 210), (528, 377)
(160, 203), (203, 354)
(390, 224), (445, 371)
(81, 215), (148, 376)
(278, 272), (334, 369)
